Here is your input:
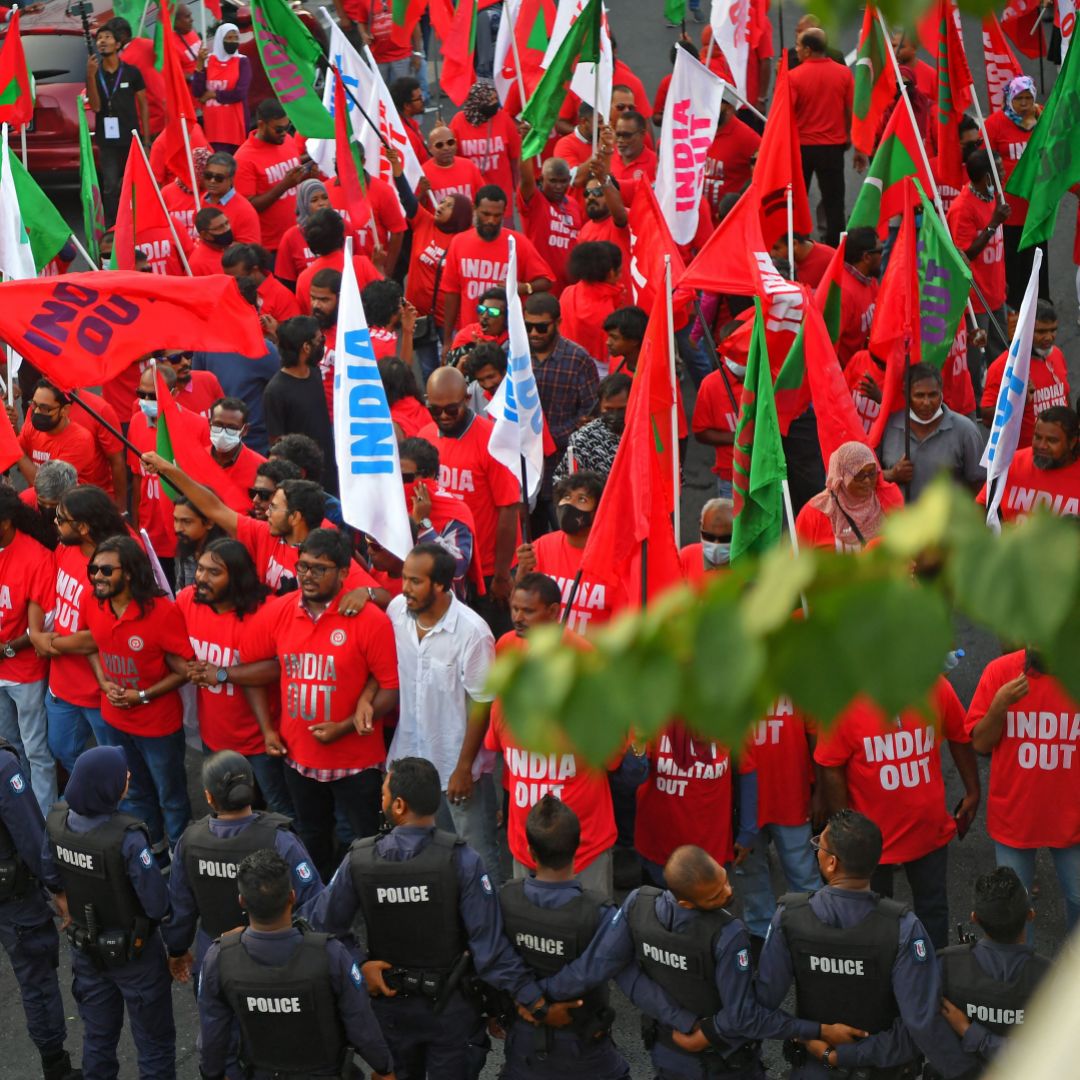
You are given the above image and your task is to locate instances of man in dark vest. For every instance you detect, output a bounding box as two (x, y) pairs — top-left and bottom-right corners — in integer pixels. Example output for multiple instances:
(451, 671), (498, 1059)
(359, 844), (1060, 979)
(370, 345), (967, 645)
(0, 737), (81, 1080)
(938, 867), (1051, 1075)
(499, 794), (628, 1078)
(755, 809), (972, 1077)
(306, 756), (566, 1079)
(41, 746), (175, 1080)
(163, 751), (323, 987)
(197, 848), (395, 1079)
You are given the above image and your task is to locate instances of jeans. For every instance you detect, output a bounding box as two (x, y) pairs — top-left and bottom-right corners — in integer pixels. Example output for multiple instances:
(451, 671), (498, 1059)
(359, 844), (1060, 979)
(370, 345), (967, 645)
(436, 773), (501, 886)
(871, 841), (950, 950)
(414, 332), (442, 383)
(800, 144), (847, 247)
(247, 752), (295, 816)
(995, 841), (1080, 938)
(716, 477), (733, 500)
(736, 823), (821, 937)
(45, 692), (109, 774)
(283, 764), (382, 881)
(0, 680), (56, 816)
(95, 724), (191, 849)
(675, 322), (713, 388)
(378, 58), (415, 86)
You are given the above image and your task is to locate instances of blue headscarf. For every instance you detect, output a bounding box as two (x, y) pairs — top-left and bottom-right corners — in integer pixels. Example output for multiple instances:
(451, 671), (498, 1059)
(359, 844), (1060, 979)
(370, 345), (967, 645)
(65, 746), (128, 816)
(1004, 76), (1037, 126)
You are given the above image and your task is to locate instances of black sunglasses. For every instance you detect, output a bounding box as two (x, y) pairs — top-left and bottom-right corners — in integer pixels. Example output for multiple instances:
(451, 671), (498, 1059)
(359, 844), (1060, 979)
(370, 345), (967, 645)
(248, 487), (273, 500)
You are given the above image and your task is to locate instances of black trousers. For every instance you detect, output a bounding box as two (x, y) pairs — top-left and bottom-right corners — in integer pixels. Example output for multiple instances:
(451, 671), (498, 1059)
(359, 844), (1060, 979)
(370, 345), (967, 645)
(871, 841), (950, 950)
(800, 144), (847, 248)
(1002, 225), (1050, 311)
(97, 139), (130, 227)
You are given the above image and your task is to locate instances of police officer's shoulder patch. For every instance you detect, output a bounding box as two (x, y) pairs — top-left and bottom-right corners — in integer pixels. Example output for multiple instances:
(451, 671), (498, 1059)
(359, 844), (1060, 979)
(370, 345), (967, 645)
(912, 937), (928, 962)
(736, 948), (750, 972)
(139, 847), (153, 868)
(480, 873), (493, 895)
(9, 771), (25, 794)
(350, 962), (363, 988)
(295, 861), (313, 882)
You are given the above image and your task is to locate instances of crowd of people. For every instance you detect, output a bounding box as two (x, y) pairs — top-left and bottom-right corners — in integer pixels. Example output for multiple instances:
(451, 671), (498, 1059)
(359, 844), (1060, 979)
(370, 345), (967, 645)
(0, 0), (1077, 1077)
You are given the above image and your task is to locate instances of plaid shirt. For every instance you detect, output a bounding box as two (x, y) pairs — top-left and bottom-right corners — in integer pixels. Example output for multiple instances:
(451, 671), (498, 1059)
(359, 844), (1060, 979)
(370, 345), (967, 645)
(533, 336), (600, 451)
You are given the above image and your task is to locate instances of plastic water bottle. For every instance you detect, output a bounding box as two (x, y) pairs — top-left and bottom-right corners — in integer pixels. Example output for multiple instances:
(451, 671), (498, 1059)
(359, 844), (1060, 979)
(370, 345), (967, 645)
(944, 649), (965, 672)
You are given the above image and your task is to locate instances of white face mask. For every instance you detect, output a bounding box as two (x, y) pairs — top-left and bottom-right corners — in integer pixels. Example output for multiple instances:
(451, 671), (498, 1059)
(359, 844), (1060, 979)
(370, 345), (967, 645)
(139, 399), (158, 422)
(724, 359), (748, 379)
(702, 541), (730, 567)
(910, 405), (943, 424)
(210, 425), (243, 452)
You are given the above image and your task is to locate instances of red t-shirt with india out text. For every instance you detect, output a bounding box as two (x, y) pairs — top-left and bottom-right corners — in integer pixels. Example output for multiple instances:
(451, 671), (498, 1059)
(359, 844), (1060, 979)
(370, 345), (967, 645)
(175, 586), (267, 756)
(233, 132), (304, 251)
(49, 543), (101, 708)
(449, 111), (522, 201)
(0, 532), (54, 685)
(529, 530), (626, 633)
(745, 697), (813, 828)
(976, 446), (1080, 523)
(965, 651), (1080, 848)
(420, 156), (485, 205)
(981, 346), (1070, 449)
(516, 190), (583, 294)
(813, 678), (968, 864)
(82, 594), (194, 736)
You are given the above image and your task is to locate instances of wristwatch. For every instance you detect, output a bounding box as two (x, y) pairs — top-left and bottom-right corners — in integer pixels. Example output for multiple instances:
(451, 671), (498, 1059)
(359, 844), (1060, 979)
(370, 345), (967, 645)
(215, 666), (229, 685)
(822, 1048), (838, 1071)
(530, 1000), (550, 1021)
(138, 690), (150, 705)
(418, 517), (432, 530)
(1, 643), (15, 659)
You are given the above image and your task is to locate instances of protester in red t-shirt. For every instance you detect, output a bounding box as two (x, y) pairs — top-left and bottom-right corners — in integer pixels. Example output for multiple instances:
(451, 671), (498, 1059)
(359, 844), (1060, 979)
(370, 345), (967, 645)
(339, 0), (419, 68)
(450, 85), (522, 207)
(610, 109), (657, 185)
(294, 209), (382, 316)
(188, 207), (232, 275)
(678, 499), (733, 584)
(835, 228), (881, 367)
(82, 535), (194, 849)
(693, 361), (744, 497)
(843, 349), (888, 434)
(559, 242), (624, 372)
(703, 103), (760, 224)
(421, 125), (486, 205)
(517, 157), (583, 295)
(200, 156), (262, 242)
(159, 351), (226, 422)
(326, 167), (407, 268)
(221, 242), (302, 322)
(815, 678), (980, 947)
(771, 234), (837, 289)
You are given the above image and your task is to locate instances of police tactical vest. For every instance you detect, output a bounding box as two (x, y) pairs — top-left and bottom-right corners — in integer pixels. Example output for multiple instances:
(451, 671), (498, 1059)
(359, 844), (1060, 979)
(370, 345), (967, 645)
(940, 943), (1050, 1038)
(627, 885), (729, 1018)
(217, 927), (345, 1075)
(499, 878), (610, 1029)
(181, 812), (294, 938)
(45, 803), (150, 934)
(349, 829), (465, 971)
(0, 739), (30, 901)
(780, 891), (903, 1034)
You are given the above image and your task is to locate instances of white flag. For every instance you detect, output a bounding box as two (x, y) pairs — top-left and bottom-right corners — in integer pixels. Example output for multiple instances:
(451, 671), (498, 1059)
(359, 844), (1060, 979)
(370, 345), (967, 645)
(542, 0), (613, 120)
(710, 0), (751, 101)
(333, 238), (414, 560)
(0, 126), (36, 283)
(309, 21), (423, 199)
(981, 247), (1043, 531)
(654, 49), (724, 245)
(487, 236), (545, 502)
(493, 0), (521, 104)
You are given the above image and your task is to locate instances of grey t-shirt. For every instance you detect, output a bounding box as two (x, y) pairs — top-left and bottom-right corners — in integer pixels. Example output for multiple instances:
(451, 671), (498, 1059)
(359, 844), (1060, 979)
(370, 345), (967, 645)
(879, 407), (986, 501)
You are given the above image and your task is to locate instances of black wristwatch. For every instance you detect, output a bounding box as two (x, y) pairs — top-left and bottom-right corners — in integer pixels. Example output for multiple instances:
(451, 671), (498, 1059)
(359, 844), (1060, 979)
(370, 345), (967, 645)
(530, 1000), (549, 1021)
(822, 1047), (838, 1070)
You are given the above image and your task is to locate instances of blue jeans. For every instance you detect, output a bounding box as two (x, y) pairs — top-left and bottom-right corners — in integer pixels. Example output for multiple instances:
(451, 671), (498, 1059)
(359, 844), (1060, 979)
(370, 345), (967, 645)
(414, 333), (442, 383)
(675, 323), (713, 388)
(995, 841), (1080, 939)
(0, 679), (56, 815)
(735, 823), (821, 938)
(45, 692), (109, 773)
(378, 58), (415, 86)
(96, 724), (192, 849)
(247, 752), (295, 816)
(716, 477), (733, 500)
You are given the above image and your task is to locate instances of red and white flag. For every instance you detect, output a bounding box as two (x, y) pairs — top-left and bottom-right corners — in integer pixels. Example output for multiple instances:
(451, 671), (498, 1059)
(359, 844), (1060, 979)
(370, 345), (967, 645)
(709, 0), (751, 100)
(982, 13), (1023, 110)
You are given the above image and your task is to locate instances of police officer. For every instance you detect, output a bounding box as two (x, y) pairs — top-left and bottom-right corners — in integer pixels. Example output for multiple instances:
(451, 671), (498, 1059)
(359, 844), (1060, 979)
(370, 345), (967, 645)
(41, 746), (175, 1080)
(0, 736), (81, 1080)
(538, 844), (838, 1079)
(937, 867), (1051, 1075)
(197, 848), (396, 1080)
(754, 809), (971, 1077)
(164, 750), (323, 986)
(498, 794), (628, 1079)
(307, 756), (559, 1079)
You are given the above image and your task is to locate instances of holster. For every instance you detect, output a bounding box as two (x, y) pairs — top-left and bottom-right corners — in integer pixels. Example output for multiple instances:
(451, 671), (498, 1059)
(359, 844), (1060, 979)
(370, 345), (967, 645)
(0, 857), (30, 902)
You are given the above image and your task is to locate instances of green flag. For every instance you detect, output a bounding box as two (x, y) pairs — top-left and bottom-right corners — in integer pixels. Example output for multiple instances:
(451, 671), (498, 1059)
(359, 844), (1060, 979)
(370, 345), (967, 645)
(731, 299), (787, 562)
(111, 0), (149, 34)
(1006, 30), (1080, 248)
(250, 0), (334, 138)
(913, 179), (971, 370)
(664, 0), (687, 25)
(78, 95), (105, 266)
(520, 0), (600, 159)
(6, 148), (69, 270)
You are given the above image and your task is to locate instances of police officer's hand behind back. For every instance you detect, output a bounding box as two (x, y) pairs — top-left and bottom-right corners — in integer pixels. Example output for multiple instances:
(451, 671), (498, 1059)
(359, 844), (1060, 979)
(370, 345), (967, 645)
(819, 1023), (868, 1045)
(672, 1027), (710, 1053)
(51, 891), (71, 930)
(940, 998), (970, 1037)
(361, 959), (397, 997)
(543, 1000), (584, 1028)
(169, 952), (193, 983)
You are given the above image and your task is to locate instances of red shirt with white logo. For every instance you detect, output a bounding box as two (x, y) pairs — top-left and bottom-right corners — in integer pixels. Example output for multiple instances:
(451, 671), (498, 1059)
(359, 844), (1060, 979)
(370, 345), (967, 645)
(703, 116), (760, 224)
(947, 185), (1006, 313)
(240, 591), (399, 771)
(692, 367), (743, 479)
(421, 156), (486, 205)
(450, 111), (522, 202)
(234, 132), (305, 251)
(162, 181), (198, 241)
(942, 327), (976, 416)
(404, 208), (454, 323)
(175, 586), (267, 756)
(327, 177), (407, 257)
(418, 414), (521, 575)
(976, 446), (1080, 523)
(516, 190), (583, 294)
(965, 651), (1080, 848)
(843, 349), (886, 434)
(49, 544), (100, 708)
(813, 678), (968, 864)
(981, 347), (1071, 449)
(20, 418), (113, 493)
(529, 530), (625, 633)
(745, 697), (813, 828)
(83, 594), (194, 736)
(982, 110), (1033, 227)
(0, 532), (54, 684)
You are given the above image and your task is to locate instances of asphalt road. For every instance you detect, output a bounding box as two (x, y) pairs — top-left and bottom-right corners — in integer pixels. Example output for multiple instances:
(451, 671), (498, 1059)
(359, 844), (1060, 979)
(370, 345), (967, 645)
(3, 0), (1075, 1075)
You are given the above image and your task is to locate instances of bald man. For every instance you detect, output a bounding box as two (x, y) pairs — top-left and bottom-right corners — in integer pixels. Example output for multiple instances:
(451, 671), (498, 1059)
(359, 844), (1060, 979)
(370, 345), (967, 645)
(534, 844), (865, 1079)
(421, 124), (486, 204)
(787, 15), (844, 68)
(679, 499), (733, 582)
(517, 156), (583, 294)
(417, 367), (521, 630)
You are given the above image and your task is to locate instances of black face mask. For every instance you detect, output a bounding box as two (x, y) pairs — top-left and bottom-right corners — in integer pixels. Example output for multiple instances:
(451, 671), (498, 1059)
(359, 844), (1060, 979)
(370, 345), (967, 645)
(222, 40), (240, 54)
(600, 409), (626, 436)
(479, 101), (500, 118)
(308, 341), (325, 368)
(31, 411), (59, 432)
(557, 504), (594, 535)
(1025, 648), (1046, 674)
(209, 228), (234, 249)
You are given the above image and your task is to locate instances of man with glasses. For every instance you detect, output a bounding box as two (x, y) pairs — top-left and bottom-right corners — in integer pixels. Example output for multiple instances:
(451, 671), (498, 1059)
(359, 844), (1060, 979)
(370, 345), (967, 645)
(389, 76), (429, 164)
(205, 397), (266, 509)
(246, 459), (301, 522)
(201, 151), (261, 244)
(189, 208), (236, 276)
(679, 498), (734, 583)
(610, 109), (657, 186)
(578, 166), (631, 279)
(421, 125), (485, 205)
(837, 226), (883, 367)
(156, 350), (225, 421)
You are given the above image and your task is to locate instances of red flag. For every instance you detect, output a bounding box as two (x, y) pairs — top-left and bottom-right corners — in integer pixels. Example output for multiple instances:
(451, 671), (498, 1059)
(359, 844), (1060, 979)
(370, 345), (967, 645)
(866, 181), (919, 446)
(441, 0), (478, 107)
(579, 289), (681, 607)
(628, 183), (693, 322)
(930, 0), (974, 190)
(0, 10), (33, 128)
(813, 234), (847, 341)
(679, 184), (773, 296)
(0, 402), (22, 473)
(158, 0), (207, 188)
(0, 272), (266, 390)
(982, 14), (1023, 110)
(500, 0), (555, 96)
(113, 135), (173, 271)
(1001, 0), (1045, 59)
(428, 0), (456, 40)
(333, 71), (372, 232)
(753, 54), (812, 249)
(391, 0), (427, 47)
(851, 3), (898, 156)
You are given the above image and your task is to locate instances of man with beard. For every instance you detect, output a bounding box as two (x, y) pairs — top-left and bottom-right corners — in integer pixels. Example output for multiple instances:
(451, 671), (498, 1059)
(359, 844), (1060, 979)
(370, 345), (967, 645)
(156, 349), (224, 420)
(518, 157), (583, 294)
(577, 170), (630, 283)
(978, 406), (1080, 523)
(221, 242), (301, 323)
(176, 539), (292, 814)
(200, 152), (261, 243)
(449, 83), (522, 201)
(385, 543), (501, 884)
(555, 373), (630, 481)
(309, 268), (342, 419)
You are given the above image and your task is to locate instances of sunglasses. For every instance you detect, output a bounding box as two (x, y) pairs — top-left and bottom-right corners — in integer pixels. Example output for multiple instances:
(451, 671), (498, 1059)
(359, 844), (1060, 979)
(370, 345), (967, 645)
(585, 186), (604, 197)
(135, 390), (156, 400)
(477, 305), (504, 317)
(525, 321), (553, 334)
(427, 401), (464, 416)
(400, 471), (417, 483)
(701, 531), (732, 543)
(203, 171), (229, 182)
(248, 487), (273, 500)
(87, 564), (121, 577)
(432, 138), (456, 149)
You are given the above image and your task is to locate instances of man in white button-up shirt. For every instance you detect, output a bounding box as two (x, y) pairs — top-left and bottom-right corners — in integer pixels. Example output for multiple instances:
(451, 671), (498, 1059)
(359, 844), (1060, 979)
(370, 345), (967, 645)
(386, 542), (501, 880)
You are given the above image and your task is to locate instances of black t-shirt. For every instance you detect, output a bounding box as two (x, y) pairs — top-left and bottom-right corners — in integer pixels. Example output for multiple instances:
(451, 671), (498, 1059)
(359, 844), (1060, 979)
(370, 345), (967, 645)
(93, 61), (145, 148)
(263, 367), (338, 492)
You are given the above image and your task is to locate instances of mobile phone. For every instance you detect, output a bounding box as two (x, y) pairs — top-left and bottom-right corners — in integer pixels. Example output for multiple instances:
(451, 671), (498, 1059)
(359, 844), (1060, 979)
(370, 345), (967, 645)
(953, 798), (971, 840)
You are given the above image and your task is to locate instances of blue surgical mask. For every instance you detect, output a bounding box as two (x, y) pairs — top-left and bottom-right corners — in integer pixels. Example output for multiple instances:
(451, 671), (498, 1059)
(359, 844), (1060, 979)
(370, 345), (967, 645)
(702, 541), (730, 567)
(139, 399), (159, 422)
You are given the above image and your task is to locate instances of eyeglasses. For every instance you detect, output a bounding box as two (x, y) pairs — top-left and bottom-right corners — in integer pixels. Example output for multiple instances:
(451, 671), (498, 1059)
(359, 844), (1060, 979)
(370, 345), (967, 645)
(701, 531), (732, 543)
(203, 172), (229, 182)
(524, 321), (553, 334)
(427, 401), (464, 417)
(87, 563), (122, 577)
(809, 833), (835, 857)
(584, 187), (604, 197)
(432, 138), (456, 149)
(853, 468), (879, 483)
(477, 305), (504, 317)
(248, 487), (273, 501)
(400, 471), (417, 483)
(30, 400), (60, 413)
(614, 130), (637, 140)
(295, 560), (336, 578)
(135, 390), (156, 400)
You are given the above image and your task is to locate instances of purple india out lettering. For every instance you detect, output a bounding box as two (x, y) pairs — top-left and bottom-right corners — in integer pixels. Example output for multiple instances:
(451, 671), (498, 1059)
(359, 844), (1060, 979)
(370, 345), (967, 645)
(251, 7), (307, 104)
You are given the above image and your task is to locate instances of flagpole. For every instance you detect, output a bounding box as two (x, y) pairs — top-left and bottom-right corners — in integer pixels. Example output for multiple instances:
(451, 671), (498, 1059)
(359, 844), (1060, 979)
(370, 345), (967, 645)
(664, 255), (681, 548)
(967, 82), (1005, 199)
(68, 234), (100, 271)
(180, 108), (201, 223)
(318, 55), (395, 153)
(785, 182), (795, 281)
(781, 477), (809, 617)
(131, 129), (194, 276)
(432, 31), (443, 122)
(199, 0), (207, 45)
(562, 570), (582, 624)
(5, 347), (14, 407)
(592, 53), (601, 157)
(506, 0), (530, 117)
(19, 125), (26, 168)
(518, 455), (531, 543)
(135, 0), (150, 39)
(704, 36), (714, 65)
(720, 80), (766, 124)
(693, 297), (741, 411)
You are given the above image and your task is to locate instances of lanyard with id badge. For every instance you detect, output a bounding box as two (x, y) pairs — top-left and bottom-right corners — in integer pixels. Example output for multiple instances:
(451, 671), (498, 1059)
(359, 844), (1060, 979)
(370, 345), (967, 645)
(98, 65), (125, 140)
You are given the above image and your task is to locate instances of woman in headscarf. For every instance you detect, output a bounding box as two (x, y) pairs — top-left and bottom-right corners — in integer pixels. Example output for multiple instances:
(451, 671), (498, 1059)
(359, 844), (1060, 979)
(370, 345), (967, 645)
(795, 441), (903, 552)
(448, 81), (521, 208)
(983, 75), (1048, 308)
(274, 178), (332, 288)
(192, 23), (251, 153)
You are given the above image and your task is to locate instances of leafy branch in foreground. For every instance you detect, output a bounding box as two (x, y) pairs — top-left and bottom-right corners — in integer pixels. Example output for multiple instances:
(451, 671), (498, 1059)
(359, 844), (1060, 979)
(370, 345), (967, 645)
(487, 479), (1080, 766)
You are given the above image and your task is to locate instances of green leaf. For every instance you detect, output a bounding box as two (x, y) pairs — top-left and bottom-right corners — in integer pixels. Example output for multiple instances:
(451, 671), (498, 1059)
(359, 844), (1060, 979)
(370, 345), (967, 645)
(741, 545), (817, 636)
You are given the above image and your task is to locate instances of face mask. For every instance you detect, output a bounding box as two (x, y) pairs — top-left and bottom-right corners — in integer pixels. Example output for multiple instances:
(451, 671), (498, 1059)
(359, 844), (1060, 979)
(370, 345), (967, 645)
(139, 399), (159, 421)
(30, 411), (59, 432)
(724, 359), (747, 379)
(600, 409), (625, 436)
(222, 39), (239, 54)
(702, 541), (730, 567)
(209, 228), (234, 249)
(557, 504), (595, 535)
(479, 101), (500, 118)
(210, 425), (243, 452)
(910, 405), (943, 424)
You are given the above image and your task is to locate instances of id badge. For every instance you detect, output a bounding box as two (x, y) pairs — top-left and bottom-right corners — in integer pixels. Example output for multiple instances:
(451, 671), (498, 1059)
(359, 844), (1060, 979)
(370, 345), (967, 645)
(103, 116), (120, 140)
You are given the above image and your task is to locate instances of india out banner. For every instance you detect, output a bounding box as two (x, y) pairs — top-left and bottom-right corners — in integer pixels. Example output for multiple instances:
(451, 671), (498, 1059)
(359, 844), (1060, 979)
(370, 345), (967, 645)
(981, 248), (1044, 530)
(654, 49), (724, 246)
